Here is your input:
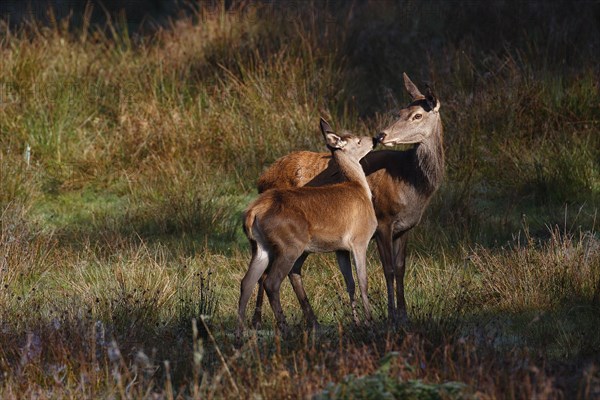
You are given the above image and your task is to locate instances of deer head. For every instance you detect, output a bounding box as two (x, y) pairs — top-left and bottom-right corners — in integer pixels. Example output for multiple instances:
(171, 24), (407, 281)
(378, 73), (441, 146)
(320, 118), (375, 159)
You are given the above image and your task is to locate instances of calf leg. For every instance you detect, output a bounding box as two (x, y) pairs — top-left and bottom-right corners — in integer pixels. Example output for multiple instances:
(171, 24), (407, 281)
(351, 243), (372, 324)
(336, 250), (359, 324)
(263, 251), (302, 334)
(252, 253), (311, 328)
(288, 253), (318, 329)
(237, 241), (270, 338)
(251, 274), (266, 329)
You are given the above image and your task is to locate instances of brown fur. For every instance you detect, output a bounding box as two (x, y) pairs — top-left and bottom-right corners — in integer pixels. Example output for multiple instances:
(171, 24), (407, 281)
(237, 120), (378, 336)
(257, 151), (332, 193)
(253, 73), (444, 325)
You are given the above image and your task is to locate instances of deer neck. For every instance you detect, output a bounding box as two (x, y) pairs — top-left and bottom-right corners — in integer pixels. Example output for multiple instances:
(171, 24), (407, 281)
(415, 117), (444, 193)
(334, 150), (372, 200)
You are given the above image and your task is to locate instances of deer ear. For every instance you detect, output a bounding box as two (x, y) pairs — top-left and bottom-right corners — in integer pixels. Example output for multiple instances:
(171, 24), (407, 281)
(320, 118), (346, 148)
(403, 72), (424, 100)
(319, 118), (334, 136)
(425, 87), (440, 113)
(324, 132), (347, 149)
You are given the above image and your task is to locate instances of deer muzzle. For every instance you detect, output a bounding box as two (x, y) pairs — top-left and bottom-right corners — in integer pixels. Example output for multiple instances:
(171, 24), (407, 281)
(374, 132), (386, 147)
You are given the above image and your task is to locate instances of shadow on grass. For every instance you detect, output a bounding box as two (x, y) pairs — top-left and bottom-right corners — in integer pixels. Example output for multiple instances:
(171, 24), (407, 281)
(1, 287), (599, 398)
(228, 299), (600, 398)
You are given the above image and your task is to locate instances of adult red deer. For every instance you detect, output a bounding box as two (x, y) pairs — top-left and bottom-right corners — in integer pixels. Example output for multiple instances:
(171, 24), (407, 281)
(238, 119), (378, 336)
(255, 73), (444, 325)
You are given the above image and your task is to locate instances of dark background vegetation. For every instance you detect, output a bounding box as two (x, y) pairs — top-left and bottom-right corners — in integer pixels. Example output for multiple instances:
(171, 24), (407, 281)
(0, 0), (180, 27)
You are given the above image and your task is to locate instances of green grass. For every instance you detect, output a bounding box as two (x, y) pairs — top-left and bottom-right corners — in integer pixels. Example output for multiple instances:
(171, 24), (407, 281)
(1, 1), (599, 398)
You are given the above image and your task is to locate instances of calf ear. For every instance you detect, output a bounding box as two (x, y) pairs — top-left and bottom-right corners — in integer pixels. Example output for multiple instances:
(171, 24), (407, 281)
(319, 118), (334, 137)
(324, 132), (347, 149)
(320, 118), (347, 149)
(403, 72), (424, 100)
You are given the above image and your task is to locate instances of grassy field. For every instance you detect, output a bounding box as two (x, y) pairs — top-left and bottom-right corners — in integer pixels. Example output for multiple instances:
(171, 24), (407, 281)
(1, 1), (599, 398)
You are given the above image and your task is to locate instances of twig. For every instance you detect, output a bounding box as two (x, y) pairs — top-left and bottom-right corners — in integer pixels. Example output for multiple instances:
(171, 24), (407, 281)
(199, 316), (239, 395)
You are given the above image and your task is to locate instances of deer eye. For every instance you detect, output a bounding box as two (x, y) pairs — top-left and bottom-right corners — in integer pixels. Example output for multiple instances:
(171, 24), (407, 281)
(413, 114), (422, 120)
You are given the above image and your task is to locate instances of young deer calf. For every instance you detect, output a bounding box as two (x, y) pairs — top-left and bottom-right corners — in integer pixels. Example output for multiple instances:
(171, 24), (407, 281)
(238, 119), (378, 336)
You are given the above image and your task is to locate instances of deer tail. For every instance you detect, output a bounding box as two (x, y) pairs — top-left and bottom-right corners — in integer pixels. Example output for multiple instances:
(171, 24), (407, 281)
(243, 207), (257, 242)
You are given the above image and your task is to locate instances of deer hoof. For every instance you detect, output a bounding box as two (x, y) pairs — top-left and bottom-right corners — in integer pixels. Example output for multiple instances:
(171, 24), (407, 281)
(251, 315), (262, 330)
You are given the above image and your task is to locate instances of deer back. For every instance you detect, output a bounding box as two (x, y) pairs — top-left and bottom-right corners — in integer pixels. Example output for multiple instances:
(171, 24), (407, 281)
(247, 181), (376, 252)
(257, 151), (334, 193)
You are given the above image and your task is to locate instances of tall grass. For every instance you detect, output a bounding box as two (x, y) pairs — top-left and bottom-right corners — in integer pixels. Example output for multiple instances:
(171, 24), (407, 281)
(1, 1), (599, 398)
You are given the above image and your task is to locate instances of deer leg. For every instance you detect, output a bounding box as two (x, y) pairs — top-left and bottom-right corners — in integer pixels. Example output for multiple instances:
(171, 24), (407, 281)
(336, 250), (358, 324)
(251, 274), (266, 329)
(351, 244), (372, 325)
(263, 252), (300, 335)
(392, 232), (409, 325)
(253, 253), (312, 328)
(238, 241), (271, 338)
(288, 253), (319, 329)
(375, 227), (396, 324)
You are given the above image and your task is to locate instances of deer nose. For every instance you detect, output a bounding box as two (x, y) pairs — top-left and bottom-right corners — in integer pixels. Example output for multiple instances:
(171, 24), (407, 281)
(375, 132), (386, 143)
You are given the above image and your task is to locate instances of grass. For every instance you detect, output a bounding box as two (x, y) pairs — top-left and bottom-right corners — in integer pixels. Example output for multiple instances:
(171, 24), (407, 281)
(1, 0), (599, 398)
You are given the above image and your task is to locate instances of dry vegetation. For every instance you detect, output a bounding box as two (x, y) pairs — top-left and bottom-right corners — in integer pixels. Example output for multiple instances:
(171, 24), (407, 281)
(0, 1), (599, 398)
